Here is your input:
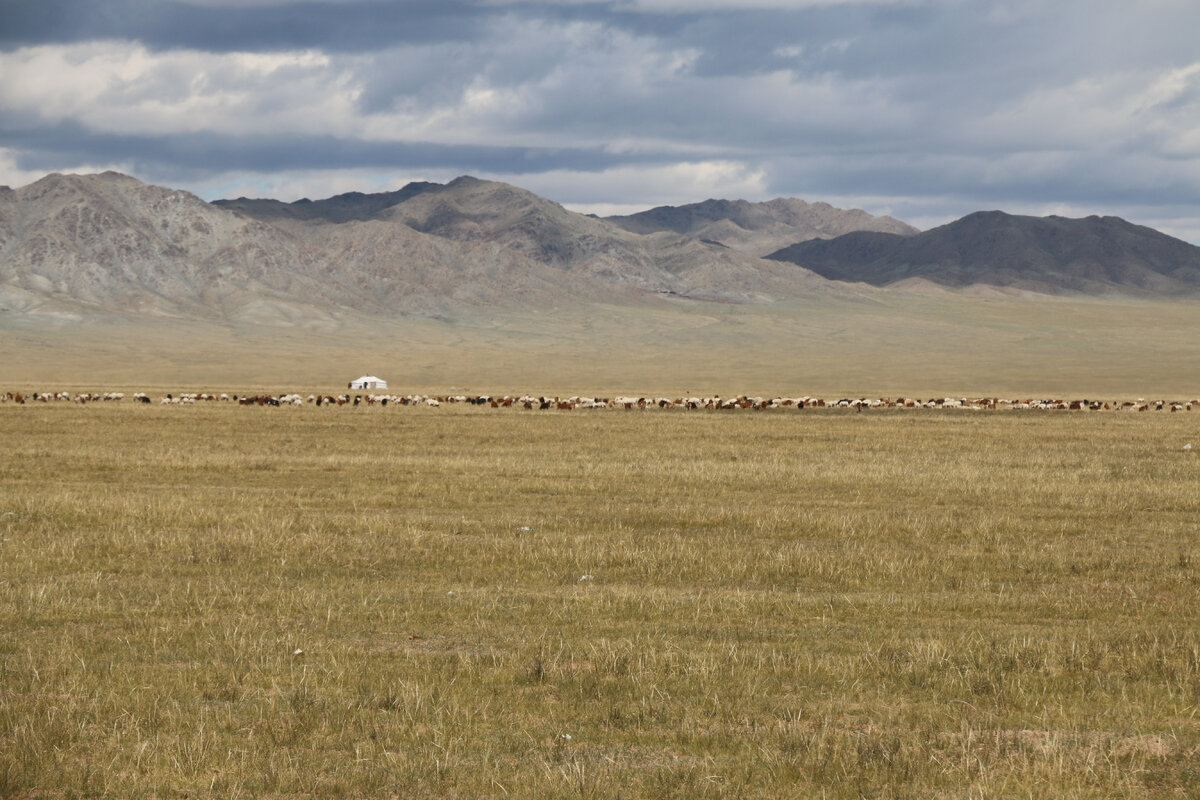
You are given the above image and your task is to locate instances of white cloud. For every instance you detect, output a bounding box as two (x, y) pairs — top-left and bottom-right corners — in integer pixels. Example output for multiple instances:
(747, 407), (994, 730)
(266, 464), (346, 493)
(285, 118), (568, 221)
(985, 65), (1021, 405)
(0, 43), (357, 137)
(956, 69), (1171, 153)
(0, 20), (903, 155)
(515, 161), (769, 210)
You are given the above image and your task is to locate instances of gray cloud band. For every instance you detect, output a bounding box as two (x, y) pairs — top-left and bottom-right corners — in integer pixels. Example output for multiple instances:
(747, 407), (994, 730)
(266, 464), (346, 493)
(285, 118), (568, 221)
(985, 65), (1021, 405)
(0, 122), (668, 175)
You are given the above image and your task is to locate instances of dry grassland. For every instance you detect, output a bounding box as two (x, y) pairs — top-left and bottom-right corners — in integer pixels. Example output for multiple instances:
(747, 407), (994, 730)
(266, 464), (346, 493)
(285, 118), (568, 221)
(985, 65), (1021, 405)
(5, 292), (1200, 397)
(2, 403), (1199, 798)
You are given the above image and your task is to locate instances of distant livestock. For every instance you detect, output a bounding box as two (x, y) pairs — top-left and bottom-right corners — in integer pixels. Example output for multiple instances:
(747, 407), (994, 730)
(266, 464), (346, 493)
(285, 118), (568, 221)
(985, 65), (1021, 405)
(3, 390), (1198, 415)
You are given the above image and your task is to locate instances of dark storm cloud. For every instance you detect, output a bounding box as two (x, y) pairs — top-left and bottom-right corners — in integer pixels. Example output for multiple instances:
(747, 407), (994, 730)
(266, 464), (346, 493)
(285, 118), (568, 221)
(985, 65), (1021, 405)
(0, 119), (659, 175)
(0, 0), (739, 51)
(0, 0), (488, 52)
(764, 149), (1200, 210)
(0, 0), (698, 54)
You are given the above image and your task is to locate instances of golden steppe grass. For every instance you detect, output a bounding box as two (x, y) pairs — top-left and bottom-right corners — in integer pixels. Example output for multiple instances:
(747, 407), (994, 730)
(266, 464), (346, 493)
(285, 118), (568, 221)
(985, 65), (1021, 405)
(5, 291), (1200, 397)
(2, 401), (1199, 798)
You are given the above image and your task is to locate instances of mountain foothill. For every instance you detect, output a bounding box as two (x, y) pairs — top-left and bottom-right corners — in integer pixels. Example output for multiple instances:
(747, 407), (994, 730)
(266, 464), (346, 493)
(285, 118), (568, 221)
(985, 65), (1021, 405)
(2, 171), (1198, 325)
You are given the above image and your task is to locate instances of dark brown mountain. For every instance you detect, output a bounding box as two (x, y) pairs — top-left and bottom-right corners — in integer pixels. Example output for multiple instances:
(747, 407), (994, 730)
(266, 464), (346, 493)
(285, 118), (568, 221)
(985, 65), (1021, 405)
(606, 197), (918, 257)
(212, 181), (439, 224)
(767, 211), (1200, 294)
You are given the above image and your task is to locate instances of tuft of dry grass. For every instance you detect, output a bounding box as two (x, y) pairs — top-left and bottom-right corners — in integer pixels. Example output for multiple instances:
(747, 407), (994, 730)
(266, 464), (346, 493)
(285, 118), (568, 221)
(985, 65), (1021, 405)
(1, 403), (1198, 797)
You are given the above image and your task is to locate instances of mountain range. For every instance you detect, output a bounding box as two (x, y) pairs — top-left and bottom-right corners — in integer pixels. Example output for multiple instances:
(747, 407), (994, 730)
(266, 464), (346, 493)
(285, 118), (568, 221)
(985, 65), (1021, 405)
(2, 171), (1199, 326)
(605, 197), (917, 257)
(767, 211), (1200, 295)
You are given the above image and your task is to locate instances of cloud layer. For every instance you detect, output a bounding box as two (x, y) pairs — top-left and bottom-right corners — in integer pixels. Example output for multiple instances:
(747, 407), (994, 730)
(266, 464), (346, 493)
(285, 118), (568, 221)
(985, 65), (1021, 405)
(2, 0), (1199, 240)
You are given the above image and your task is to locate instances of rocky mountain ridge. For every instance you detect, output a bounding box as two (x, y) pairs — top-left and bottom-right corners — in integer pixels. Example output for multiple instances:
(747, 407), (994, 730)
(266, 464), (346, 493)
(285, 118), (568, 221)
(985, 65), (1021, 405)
(212, 182), (440, 224)
(0, 172), (872, 322)
(766, 211), (1200, 295)
(606, 197), (918, 257)
(3, 172), (1198, 327)
(0, 173), (640, 321)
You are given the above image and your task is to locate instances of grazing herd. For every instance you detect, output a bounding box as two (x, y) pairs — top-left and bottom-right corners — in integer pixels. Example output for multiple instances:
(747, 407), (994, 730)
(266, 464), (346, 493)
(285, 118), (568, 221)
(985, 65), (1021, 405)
(2, 390), (1197, 413)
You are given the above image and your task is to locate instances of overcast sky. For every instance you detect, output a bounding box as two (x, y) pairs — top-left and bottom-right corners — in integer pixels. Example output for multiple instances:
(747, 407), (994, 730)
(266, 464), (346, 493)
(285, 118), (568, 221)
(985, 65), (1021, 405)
(2, 0), (1199, 239)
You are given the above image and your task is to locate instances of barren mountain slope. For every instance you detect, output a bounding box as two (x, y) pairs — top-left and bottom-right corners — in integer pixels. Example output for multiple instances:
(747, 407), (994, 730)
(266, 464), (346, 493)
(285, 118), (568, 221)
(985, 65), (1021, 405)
(767, 211), (1200, 294)
(0, 172), (847, 322)
(220, 175), (787, 300)
(382, 177), (667, 284)
(606, 197), (918, 256)
(378, 176), (831, 302)
(636, 231), (849, 303)
(288, 217), (638, 316)
(0, 185), (17, 269)
(0, 172), (346, 319)
(0, 173), (647, 321)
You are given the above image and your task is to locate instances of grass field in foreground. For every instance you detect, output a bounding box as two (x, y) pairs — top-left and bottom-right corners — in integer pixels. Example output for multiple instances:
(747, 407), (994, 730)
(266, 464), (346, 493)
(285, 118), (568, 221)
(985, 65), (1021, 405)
(1, 404), (1199, 798)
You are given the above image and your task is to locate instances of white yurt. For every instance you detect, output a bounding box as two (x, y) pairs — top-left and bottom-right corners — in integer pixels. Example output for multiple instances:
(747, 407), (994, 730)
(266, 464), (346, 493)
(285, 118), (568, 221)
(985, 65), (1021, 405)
(349, 375), (388, 390)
